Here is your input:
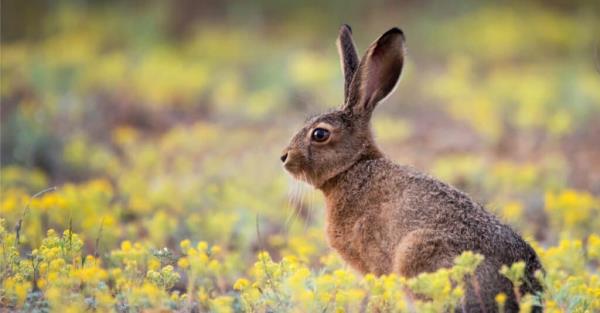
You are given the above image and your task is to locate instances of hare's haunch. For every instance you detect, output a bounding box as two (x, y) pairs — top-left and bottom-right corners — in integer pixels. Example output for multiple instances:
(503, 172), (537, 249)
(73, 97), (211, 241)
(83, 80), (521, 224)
(281, 25), (543, 313)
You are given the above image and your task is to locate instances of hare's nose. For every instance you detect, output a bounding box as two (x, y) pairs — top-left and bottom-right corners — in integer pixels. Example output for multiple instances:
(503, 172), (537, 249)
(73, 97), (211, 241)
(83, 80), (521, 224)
(280, 153), (288, 163)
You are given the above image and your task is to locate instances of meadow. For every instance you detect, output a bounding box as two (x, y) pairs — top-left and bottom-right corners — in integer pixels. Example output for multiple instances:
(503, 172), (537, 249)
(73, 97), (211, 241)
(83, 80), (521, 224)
(1, 1), (600, 312)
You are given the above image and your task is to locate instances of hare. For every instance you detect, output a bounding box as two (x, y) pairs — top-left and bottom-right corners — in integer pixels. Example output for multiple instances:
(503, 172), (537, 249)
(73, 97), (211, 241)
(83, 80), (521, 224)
(280, 25), (543, 312)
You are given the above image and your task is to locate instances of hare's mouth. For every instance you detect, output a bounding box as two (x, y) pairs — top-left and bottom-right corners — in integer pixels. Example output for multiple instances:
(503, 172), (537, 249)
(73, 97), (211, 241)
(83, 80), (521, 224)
(283, 163), (310, 183)
(283, 162), (301, 176)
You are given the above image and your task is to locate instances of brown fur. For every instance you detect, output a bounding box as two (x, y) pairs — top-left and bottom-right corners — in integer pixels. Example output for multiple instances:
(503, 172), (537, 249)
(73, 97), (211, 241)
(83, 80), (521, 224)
(281, 26), (543, 313)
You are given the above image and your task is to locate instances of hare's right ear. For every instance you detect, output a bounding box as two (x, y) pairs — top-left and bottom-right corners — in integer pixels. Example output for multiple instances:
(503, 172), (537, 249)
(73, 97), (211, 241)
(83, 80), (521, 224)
(343, 28), (405, 118)
(337, 24), (360, 103)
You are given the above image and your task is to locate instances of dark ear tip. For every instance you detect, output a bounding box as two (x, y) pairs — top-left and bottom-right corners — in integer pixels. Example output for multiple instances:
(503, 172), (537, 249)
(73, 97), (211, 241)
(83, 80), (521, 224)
(383, 27), (406, 42)
(340, 24), (353, 34)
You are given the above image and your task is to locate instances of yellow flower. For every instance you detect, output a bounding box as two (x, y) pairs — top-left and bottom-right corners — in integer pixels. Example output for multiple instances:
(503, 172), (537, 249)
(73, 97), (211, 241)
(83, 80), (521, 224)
(210, 295), (234, 313)
(545, 190), (599, 236)
(45, 287), (61, 306)
(148, 259), (161, 271)
(14, 281), (30, 306)
(233, 278), (250, 290)
(110, 268), (122, 279)
(588, 234), (600, 260)
(187, 247), (198, 256)
(177, 257), (190, 269)
(502, 201), (523, 221)
(39, 262), (48, 275)
(208, 259), (220, 272)
(495, 292), (507, 305)
(197, 288), (209, 304)
(211, 245), (222, 255)
(121, 240), (132, 252)
(49, 258), (65, 272)
(180, 239), (191, 251)
(197, 241), (208, 252)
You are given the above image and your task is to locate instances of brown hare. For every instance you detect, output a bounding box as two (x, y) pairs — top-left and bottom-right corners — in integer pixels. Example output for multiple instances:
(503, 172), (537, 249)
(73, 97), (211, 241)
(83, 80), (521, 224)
(281, 25), (543, 312)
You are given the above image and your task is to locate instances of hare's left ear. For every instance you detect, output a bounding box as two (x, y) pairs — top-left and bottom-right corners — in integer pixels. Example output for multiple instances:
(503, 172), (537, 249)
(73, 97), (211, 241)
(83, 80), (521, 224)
(343, 28), (405, 118)
(337, 24), (360, 103)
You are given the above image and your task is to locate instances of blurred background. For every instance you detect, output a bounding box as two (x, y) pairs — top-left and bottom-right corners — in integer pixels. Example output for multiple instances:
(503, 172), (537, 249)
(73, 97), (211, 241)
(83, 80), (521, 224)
(2, 0), (600, 267)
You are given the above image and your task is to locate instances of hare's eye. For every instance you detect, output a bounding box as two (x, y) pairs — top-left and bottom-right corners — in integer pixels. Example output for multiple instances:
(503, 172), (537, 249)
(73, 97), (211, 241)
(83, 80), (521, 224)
(312, 128), (330, 142)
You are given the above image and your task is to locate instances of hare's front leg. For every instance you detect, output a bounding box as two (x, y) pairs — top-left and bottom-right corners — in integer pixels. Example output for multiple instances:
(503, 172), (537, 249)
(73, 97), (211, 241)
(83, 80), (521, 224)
(393, 229), (457, 278)
(352, 215), (395, 275)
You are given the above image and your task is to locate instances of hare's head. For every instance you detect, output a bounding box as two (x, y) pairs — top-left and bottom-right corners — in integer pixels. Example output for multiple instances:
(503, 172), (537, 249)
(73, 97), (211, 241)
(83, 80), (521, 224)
(281, 25), (406, 188)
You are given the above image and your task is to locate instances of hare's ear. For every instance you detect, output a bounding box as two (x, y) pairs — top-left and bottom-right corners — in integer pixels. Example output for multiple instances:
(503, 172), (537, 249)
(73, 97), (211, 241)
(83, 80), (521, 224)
(337, 24), (360, 103)
(343, 28), (405, 117)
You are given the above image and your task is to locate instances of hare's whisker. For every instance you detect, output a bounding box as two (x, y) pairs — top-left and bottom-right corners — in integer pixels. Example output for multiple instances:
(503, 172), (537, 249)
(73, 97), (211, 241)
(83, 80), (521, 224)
(299, 173), (312, 233)
(284, 185), (300, 234)
(285, 176), (305, 236)
(286, 179), (299, 213)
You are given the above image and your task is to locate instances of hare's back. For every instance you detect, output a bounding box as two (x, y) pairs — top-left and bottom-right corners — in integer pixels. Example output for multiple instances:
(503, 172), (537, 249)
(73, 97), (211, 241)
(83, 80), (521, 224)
(371, 160), (532, 257)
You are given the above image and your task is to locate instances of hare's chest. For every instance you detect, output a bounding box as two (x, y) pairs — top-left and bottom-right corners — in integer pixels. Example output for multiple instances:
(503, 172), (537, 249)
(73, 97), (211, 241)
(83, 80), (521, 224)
(326, 213), (393, 275)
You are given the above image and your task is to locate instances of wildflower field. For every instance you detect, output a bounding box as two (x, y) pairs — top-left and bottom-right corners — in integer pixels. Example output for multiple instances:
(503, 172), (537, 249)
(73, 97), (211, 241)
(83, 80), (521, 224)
(1, 1), (600, 312)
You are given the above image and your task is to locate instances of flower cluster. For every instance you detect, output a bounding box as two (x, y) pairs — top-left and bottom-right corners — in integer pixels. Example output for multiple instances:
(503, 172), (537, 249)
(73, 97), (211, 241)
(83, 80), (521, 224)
(4, 224), (599, 312)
